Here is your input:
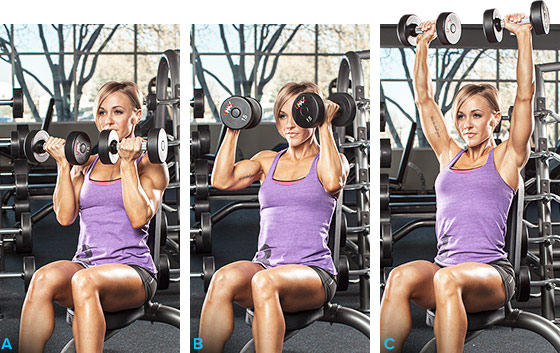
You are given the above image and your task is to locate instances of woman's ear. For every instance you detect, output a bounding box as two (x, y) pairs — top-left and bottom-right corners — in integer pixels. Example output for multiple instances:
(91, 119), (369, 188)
(494, 111), (502, 127)
(133, 109), (142, 124)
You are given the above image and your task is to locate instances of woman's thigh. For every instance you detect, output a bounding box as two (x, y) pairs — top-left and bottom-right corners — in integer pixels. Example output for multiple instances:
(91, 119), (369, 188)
(385, 260), (441, 310)
(71, 263), (146, 312)
(210, 260), (264, 308)
(251, 264), (326, 313)
(30, 260), (84, 308)
(436, 262), (506, 313)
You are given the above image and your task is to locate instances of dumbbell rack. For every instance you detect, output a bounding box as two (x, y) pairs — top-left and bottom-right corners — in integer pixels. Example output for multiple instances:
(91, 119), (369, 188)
(336, 50), (370, 313)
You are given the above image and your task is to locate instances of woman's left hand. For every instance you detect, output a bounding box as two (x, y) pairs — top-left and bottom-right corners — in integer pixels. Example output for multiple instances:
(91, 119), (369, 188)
(503, 13), (532, 36)
(322, 99), (340, 126)
(118, 136), (143, 164)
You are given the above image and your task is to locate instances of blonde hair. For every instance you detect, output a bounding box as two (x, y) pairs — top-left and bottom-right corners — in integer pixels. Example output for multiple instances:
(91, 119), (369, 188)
(274, 81), (322, 126)
(452, 84), (501, 125)
(94, 81), (143, 119)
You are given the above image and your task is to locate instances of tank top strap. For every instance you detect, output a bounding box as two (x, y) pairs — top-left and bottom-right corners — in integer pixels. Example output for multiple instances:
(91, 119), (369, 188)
(265, 149), (288, 181)
(483, 148), (496, 169)
(309, 152), (321, 178)
(446, 149), (466, 169)
(85, 155), (100, 179)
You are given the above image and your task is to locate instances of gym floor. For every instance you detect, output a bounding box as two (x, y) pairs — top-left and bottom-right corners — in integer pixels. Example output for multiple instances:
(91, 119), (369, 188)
(1, 196), (180, 353)
(388, 204), (560, 352)
(190, 199), (370, 353)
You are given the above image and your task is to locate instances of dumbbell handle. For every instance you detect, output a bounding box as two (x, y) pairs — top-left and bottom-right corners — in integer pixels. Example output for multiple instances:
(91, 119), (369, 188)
(190, 272), (204, 278)
(497, 17), (531, 28)
(158, 97), (180, 105)
(0, 183), (54, 191)
(0, 96), (16, 105)
(349, 268), (370, 276)
(110, 137), (174, 153)
(0, 272), (24, 279)
(0, 228), (22, 235)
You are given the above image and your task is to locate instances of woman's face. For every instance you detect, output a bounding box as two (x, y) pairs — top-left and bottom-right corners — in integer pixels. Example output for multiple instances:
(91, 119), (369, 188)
(95, 91), (141, 140)
(277, 94), (315, 146)
(455, 95), (500, 147)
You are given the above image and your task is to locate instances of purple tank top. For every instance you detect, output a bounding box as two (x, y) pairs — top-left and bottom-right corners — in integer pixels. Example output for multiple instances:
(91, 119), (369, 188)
(434, 148), (514, 266)
(252, 149), (337, 275)
(72, 154), (157, 274)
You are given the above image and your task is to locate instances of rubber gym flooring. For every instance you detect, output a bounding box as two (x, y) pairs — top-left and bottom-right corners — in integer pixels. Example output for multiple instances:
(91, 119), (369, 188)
(0, 197), (180, 353)
(190, 199), (371, 353)
(388, 204), (560, 353)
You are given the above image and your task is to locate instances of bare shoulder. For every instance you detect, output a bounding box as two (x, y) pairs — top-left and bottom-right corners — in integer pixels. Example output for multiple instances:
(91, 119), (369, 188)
(250, 150), (278, 177)
(493, 141), (509, 162)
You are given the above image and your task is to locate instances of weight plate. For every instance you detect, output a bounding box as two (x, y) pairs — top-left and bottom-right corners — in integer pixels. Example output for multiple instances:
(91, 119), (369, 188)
(202, 256), (216, 293)
(194, 173), (209, 201)
(145, 93), (157, 112)
(198, 125), (211, 155)
(10, 130), (20, 157)
(380, 101), (387, 132)
(292, 92), (324, 128)
(337, 255), (349, 292)
(521, 224), (528, 259)
(147, 128), (168, 164)
(194, 158), (210, 177)
(98, 129), (119, 164)
(515, 265), (531, 302)
(329, 93), (356, 127)
(381, 222), (393, 268)
(23, 256), (35, 292)
(12, 88), (24, 119)
(160, 211), (168, 247)
(220, 96), (254, 130)
(397, 14), (421, 47)
(380, 183), (389, 211)
(16, 212), (32, 253)
(483, 8), (502, 43)
(436, 12), (462, 45)
(24, 130), (49, 164)
(17, 125), (29, 156)
(244, 97), (263, 129)
(340, 213), (347, 249)
(65, 131), (91, 165)
(380, 138), (392, 168)
(157, 254), (170, 290)
(531, 0), (550, 35)
(192, 89), (205, 119)
(14, 198), (30, 220)
(191, 130), (201, 159)
(14, 171), (29, 200)
(194, 212), (212, 254)
(193, 199), (210, 220)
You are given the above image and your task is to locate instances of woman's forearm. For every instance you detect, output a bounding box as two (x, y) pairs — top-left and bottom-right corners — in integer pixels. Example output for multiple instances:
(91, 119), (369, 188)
(317, 124), (345, 191)
(52, 162), (78, 226)
(413, 42), (434, 104)
(211, 129), (240, 189)
(120, 161), (153, 228)
(516, 31), (535, 101)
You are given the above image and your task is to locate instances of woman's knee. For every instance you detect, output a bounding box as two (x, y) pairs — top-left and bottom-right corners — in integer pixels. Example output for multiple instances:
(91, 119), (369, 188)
(250, 271), (278, 302)
(27, 265), (69, 300)
(433, 268), (462, 297)
(384, 265), (421, 297)
(206, 266), (246, 301)
(71, 270), (99, 302)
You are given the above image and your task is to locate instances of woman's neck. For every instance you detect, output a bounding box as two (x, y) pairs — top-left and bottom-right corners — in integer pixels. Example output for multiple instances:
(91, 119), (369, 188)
(285, 138), (319, 161)
(465, 139), (496, 161)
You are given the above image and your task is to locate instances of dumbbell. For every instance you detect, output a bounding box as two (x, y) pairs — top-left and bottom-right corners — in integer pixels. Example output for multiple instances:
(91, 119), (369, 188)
(23, 130), (92, 165)
(0, 212), (32, 253)
(191, 88), (205, 119)
(0, 125), (29, 158)
(380, 101), (387, 132)
(0, 256), (35, 292)
(191, 125), (210, 159)
(292, 92), (356, 128)
(397, 12), (462, 46)
(190, 212), (212, 253)
(98, 128), (177, 165)
(483, 1), (549, 43)
(381, 138), (392, 168)
(219, 96), (262, 130)
(190, 256), (215, 292)
(0, 88), (25, 119)
(381, 222), (393, 268)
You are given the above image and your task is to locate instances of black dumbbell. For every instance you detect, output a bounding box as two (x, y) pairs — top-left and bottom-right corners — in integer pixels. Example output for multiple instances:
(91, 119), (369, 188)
(190, 256), (215, 292)
(0, 88), (25, 119)
(483, 1), (549, 43)
(191, 88), (205, 119)
(381, 138), (392, 168)
(190, 212), (212, 253)
(98, 128), (177, 165)
(292, 92), (356, 128)
(23, 130), (92, 165)
(0, 212), (32, 253)
(381, 221), (393, 268)
(191, 125), (210, 159)
(219, 96), (262, 130)
(380, 101), (387, 132)
(0, 124), (29, 158)
(0, 256), (35, 292)
(397, 12), (462, 46)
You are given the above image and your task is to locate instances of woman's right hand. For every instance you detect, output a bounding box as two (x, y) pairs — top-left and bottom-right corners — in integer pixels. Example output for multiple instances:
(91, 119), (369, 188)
(416, 20), (437, 46)
(43, 136), (69, 166)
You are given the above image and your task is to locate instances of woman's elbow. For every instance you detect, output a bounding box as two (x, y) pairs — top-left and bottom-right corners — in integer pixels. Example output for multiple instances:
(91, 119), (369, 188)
(56, 213), (76, 227)
(323, 177), (345, 195)
(130, 216), (150, 229)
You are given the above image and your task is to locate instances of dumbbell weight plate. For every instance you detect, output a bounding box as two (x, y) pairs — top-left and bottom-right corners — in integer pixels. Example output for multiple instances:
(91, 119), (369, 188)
(16, 212), (32, 253)
(380, 138), (392, 168)
(10, 130), (21, 157)
(340, 213), (347, 249)
(17, 124), (29, 156)
(337, 255), (349, 292)
(483, 9), (502, 43)
(14, 170), (29, 200)
(193, 199), (210, 222)
(328, 93), (356, 127)
(436, 12), (462, 45)
(98, 129), (119, 164)
(202, 256), (215, 293)
(160, 211), (168, 247)
(531, 0), (550, 35)
(292, 92), (324, 128)
(381, 222), (393, 268)
(380, 101), (387, 132)
(194, 158), (209, 176)
(245, 97), (262, 129)
(397, 14), (421, 47)
(194, 212), (212, 254)
(24, 130), (49, 164)
(157, 254), (170, 290)
(12, 88), (24, 119)
(198, 125), (211, 155)
(65, 131), (91, 166)
(192, 89), (205, 119)
(191, 130), (201, 159)
(147, 128), (168, 164)
(14, 198), (30, 220)
(516, 265), (531, 302)
(194, 172), (209, 201)
(23, 256), (35, 292)
(146, 93), (157, 112)
(220, 96), (254, 130)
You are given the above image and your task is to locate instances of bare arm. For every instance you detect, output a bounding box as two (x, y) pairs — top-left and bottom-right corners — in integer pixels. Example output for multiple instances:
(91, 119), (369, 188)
(317, 100), (350, 197)
(211, 128), (267, 190)
(504, 14), (535, 169)
(413, 21), (460, 163)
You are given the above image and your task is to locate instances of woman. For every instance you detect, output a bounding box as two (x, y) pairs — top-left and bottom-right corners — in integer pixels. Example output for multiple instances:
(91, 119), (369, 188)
(198, 82), (350, 353)
(18, 81), (169, 353)
(380, 14), (534, 353)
